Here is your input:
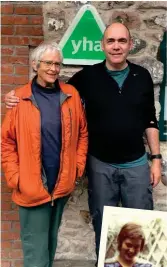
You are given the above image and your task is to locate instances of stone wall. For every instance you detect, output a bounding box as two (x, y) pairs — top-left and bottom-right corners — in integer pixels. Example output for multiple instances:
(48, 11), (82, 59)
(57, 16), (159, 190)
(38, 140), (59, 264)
(42, 1), (167, 260)
(1, 1), (167, 265)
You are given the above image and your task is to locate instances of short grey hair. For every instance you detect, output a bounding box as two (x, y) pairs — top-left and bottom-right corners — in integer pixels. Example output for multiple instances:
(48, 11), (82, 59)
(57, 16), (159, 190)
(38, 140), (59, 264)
(31, 41), (63, 75)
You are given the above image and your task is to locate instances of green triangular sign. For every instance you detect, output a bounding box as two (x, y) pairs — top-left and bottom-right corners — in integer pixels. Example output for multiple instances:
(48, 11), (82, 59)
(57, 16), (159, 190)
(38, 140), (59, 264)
(59, 4), (105, 65)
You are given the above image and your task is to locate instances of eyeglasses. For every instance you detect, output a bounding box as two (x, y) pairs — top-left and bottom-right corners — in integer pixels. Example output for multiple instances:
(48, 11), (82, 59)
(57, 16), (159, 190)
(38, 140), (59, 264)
(39, 60), (62, 68)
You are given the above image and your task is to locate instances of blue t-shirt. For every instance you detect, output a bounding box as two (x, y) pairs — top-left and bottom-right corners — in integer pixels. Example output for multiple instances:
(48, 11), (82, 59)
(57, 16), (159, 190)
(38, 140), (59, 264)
(106, 65), (130, 89)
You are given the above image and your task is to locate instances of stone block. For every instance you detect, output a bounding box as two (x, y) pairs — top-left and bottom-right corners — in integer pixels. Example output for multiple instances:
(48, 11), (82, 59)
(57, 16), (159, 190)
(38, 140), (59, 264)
(93, 1), (115, 10)
(57, 1), (79, 8)
(56, 238), (71, 254)
(59, 67), (83, 83)
(154, 85), (161, 101)
(136, 1), (167, 10)
(44, 2), (72, 14)
(43, 4), (65, 20)
(154, 13), (167, 28)
(93, 1), (134, 10)
(143, 11), (167, 29)
(48, 18), (64, 31)
(56, 237), (96, 260)
(161, 159), (167, 186)
(149, 43), (159, 58)
(60, 229), (80, 238)
(53, 260), (96, 267)
(112, 1), (135, 9)
(63, 221), (83, 229)
(43, 2), (78, 40)
(155, 100), (161, 120)
(129, 56), (164, 84)
(60, 67), (82, 77)
(80, 210), (91, 224)
(111, 11), (141, 29)
(130, 35), (147, 55)
(145, 30), (164, 42)
(160, 142), (167, 158)
(71, 240), (94, 254)
(153, 181), (167, 212)
(79, 0), (89, 5)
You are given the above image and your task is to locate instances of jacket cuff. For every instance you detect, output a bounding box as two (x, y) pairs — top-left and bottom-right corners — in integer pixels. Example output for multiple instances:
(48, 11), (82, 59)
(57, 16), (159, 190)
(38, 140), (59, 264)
(6, 174), (19, 189)
(76, 166), (84, 178)
(145, 119), (159, 130)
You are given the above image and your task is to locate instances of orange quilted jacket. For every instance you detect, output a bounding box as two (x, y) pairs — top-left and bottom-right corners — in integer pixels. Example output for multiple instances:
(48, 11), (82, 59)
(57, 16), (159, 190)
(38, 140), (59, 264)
(1, 80), (88, 207)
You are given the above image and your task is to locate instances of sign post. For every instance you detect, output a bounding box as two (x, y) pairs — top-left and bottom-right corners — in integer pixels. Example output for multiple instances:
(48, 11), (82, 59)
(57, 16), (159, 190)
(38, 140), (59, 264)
(59, 4), (105, 65)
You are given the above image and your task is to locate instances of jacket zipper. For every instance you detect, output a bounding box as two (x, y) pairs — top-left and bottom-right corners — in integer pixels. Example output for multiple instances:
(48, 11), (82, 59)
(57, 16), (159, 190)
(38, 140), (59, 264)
(51, 106), (73, 206)
(118, 69), (131, 95)
(51, 195), (54, 206)
(69, 108), (72, 146)
(119, 87), (122, 94)
(119, 82), (124, 95)
(30, 97), (52, 203)
(68, 107), (73, 186)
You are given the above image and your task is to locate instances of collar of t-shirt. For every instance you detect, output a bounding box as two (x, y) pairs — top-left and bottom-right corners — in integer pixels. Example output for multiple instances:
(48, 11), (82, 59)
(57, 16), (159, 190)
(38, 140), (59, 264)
(32, 76), (60, 94)
(106, 65), (130, 88)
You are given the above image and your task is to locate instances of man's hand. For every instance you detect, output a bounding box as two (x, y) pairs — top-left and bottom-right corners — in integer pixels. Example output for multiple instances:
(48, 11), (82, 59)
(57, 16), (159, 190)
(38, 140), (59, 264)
(5, 90), (19, 109)
(150, 159), (161, 187)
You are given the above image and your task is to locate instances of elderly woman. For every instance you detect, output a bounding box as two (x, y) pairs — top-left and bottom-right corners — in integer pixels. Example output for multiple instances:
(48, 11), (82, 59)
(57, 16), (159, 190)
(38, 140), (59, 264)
(104, 223), (152, 267)
(1, 42), (88, 267)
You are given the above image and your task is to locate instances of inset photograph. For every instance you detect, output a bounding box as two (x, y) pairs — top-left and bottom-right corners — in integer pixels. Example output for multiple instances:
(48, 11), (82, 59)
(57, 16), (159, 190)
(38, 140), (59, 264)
(98, 207), (167, 267)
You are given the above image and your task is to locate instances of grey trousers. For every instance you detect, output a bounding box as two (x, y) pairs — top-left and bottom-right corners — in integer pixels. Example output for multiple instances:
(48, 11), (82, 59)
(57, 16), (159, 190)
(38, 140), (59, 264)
(87, 154), (153, 258)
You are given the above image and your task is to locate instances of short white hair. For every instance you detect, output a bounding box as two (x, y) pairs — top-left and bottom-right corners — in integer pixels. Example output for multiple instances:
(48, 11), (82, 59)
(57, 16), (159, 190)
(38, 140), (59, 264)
(31, 41), (63, 75)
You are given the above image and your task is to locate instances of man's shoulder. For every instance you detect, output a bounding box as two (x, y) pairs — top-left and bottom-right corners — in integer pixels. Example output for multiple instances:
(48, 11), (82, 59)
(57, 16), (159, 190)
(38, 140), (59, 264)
(128, 61), (150, 75)
(67, 61), (104, 88)
(81, 61), (105, 73)
(59, 81), (80, 97)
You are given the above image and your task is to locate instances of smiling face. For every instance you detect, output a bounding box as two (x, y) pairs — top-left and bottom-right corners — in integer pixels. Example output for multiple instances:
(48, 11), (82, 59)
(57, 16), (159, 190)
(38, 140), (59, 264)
(32, 49), (62, 87)
(101, 23), (133, 70)
(119, 238), (142, 263)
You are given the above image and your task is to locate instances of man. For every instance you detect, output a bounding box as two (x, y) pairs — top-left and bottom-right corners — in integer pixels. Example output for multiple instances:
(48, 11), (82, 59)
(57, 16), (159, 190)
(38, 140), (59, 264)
(4, 23), (161, 263)
(2, 41), (88, 267)
(105, 223), (152, 267)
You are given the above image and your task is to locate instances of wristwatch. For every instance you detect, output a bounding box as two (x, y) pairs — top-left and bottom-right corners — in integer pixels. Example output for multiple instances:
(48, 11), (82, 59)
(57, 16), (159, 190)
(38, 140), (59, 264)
(150, 154), (162, 160)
